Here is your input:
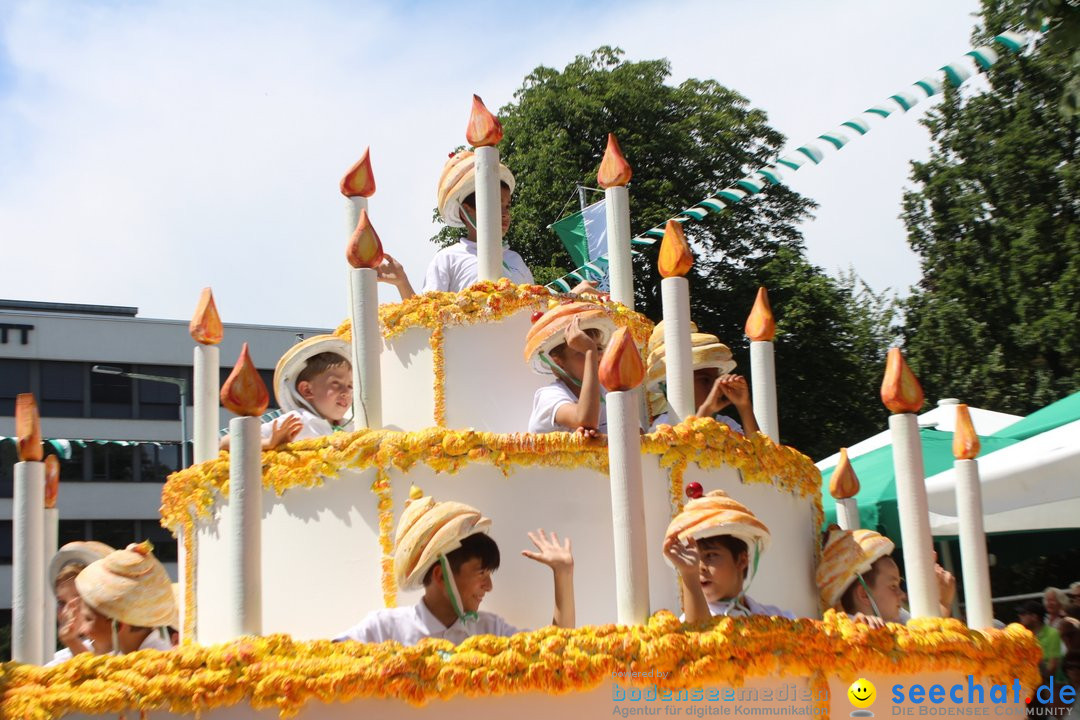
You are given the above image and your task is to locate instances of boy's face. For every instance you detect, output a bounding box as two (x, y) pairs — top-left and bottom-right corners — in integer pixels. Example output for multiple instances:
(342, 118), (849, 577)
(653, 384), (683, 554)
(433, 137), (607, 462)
(865, 557), (906, 622)
(462, 185), (512, 237)
(451, 557), (494, 614)
(697, 542), (748, 603)
(298, 364), (352, 424)
(77, 601), (112, 653)
(693, 368), (720, 409)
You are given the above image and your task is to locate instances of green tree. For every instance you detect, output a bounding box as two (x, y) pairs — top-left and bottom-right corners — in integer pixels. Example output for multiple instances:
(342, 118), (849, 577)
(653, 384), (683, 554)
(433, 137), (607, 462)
(901, 0), (1080, 413)
(434, 47), (897, 459)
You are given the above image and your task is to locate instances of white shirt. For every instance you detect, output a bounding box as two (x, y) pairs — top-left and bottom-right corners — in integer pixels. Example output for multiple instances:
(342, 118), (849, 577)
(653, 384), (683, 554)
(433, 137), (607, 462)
(422, 239), (533, 293)
(682, 595), (794, 621)
(528, 378), (607, 434)
(260, 408), (353, 442)
(334, 601), (521, 646)
(45, 632), (171, 665)
(651, 411), (743, 434)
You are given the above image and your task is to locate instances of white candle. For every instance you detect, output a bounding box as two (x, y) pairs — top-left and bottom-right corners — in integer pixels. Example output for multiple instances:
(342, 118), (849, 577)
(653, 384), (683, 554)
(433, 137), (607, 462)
(228, 416), (262, 637)
(348, 267), (382, 428)
(42, 506), (58, 661)
(750, 341), (779, 441)
(193, 345), (220, 464)
(606, 185), (633, 308)
(660, 276), (694, 421)
(835, 499), (861, 531)
(12, 460), (45, 664)
(889, 413), (939, 618)
(607, 389), (650, 624)
(474, 145), (503, 282)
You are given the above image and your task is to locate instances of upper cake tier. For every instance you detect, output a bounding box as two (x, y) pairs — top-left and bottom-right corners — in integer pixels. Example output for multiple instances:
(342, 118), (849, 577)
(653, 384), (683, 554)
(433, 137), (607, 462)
(335, 281), (652, 433)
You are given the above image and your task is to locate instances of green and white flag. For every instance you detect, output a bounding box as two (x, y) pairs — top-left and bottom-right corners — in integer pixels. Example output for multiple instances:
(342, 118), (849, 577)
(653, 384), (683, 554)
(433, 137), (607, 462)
(551, 199), (609, 290)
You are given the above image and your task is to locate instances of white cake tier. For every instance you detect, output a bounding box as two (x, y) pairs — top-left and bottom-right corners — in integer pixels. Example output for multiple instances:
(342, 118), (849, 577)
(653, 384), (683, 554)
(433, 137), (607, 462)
(340, 284), (653, 433)
(188, 437), (821, 645)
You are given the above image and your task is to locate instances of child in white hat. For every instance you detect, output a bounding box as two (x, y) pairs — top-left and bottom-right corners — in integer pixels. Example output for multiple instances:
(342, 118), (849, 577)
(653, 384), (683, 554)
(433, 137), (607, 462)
(45, 540), (114, 666)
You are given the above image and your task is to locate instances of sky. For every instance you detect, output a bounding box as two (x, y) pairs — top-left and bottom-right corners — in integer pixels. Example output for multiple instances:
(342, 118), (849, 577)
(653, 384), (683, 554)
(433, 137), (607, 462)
(0, 0), (983, 329)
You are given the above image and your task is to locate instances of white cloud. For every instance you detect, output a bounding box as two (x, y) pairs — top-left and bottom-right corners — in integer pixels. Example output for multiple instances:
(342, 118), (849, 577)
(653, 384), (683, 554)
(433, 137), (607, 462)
(0, 0), (979, 327)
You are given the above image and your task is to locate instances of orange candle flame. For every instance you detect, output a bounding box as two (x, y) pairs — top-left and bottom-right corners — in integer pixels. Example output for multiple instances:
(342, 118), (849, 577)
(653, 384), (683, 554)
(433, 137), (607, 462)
(339, 147), (376, 198)
(953, 403), (981, 460)
(880, 347), (925, 414)
(220, 343), (269, 416)
(189, 287), (224, 345)
(829, 448), (860, 499)
(346, 208), (385, 269)
(15, 393), (43, 462)
(597, 133), (632, 189)
(744, 287), (776, 341)
(465, 95), (503, 147)
(658, 220), (693, 278)
(44, 455), (60, 508)
(599, 327), (645, 392)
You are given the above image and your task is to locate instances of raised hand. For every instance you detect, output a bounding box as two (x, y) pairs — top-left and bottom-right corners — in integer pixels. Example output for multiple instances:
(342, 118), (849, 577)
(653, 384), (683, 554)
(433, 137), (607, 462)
(716, 374), (752, 410)
(521, 529), (574, 574)
(564, 317), (598, 354)
(375, 254), (407, 287)
(663, 535), (701, 580)
(267, 415), (303, 448)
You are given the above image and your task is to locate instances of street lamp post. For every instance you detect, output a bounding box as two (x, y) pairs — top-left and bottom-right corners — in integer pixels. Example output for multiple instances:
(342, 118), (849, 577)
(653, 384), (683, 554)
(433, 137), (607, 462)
(91, 365), (190, 468)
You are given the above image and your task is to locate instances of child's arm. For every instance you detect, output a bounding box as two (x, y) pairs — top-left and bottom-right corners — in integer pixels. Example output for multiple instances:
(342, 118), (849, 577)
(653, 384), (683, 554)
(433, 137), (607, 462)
(716, 375), (760, 435)
(522, 529), (575, 629)
(663, 536), (711, 625)
(220, 414), (303, 451)
(375, 253), (417, 300)
(553, 319), (601, 431)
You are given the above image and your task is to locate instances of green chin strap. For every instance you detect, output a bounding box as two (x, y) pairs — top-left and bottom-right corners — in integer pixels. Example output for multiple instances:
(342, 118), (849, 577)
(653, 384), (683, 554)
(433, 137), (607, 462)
(855, 573), (885, 619)
(439, 554), (478, 625)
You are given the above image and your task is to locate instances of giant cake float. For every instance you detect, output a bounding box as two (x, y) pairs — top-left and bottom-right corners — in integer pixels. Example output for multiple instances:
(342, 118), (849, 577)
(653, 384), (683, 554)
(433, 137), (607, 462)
(3, 41), (1044, 720)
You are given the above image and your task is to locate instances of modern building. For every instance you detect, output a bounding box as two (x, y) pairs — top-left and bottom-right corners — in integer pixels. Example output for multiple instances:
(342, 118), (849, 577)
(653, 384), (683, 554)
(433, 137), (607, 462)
(0, 298), (328, 626)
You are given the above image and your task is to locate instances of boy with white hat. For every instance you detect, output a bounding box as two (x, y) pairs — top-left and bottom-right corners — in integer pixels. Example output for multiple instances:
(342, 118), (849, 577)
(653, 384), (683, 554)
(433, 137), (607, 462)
(645, 322), (759, 434)
(75, 541), (177, 655)
(45, 540), (115, 666)
(334, 490), (575, 646)
(523, 302), (618, 435)
(662, 489), (793, 623)
(221, 335), (354, 450)
(377, 151), (533, 299)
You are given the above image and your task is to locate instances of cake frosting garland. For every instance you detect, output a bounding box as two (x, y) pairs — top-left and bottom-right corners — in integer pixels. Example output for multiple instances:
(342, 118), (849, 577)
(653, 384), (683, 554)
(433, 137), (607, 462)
(1, 611), (1040, 719)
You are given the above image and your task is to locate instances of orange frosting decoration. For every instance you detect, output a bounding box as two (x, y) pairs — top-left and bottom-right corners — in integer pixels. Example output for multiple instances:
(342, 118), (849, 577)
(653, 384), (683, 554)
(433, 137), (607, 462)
(346, 208), (385, 269)
(658, 220), (693, 278)
(465, 95), (503, 147)
(220, 343), (269, 417)
(597, 133), (632, 189)
(829, 448), (860, 500)
(44, 455), (60, 509)
(599, 327), (645, 392)
(339, 147), (376, 198)
(15, 393), (43, 462)
(744, 287), (776, 342)
(953, 403), (981, 460)
(880, 347), (925, 414)
(189, 287), (224, 345)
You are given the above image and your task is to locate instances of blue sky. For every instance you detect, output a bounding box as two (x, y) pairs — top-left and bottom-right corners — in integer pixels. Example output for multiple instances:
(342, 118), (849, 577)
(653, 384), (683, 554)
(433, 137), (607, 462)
(0, 0), (982, 328)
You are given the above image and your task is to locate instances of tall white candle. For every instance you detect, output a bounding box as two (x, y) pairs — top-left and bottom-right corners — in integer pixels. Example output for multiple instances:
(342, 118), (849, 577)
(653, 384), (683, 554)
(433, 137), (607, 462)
(474, 145), (503, 282)
(13, 461), (45, 664)
(348, 267), (382, 428)
(952, 404), (993, 630)
(661, 277), (694, 421)
(189, 287), (224, 464)
(745, 288), (778, 441)
(597, 133), (634, 309)
(228, 416), (262, 637)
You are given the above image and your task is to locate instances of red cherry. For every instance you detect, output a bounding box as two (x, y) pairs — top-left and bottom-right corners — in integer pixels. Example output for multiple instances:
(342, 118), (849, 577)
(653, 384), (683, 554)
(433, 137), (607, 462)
(685, 482), (703, 499)
(530, 311), (544, 323)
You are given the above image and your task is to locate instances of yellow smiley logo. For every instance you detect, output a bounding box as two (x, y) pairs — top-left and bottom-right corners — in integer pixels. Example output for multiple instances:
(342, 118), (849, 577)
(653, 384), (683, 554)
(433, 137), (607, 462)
(847, 678), (876, 709)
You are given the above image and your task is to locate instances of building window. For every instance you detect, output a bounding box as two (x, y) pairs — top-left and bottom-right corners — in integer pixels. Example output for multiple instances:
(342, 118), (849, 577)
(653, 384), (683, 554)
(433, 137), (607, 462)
(59, 520), (88, 547)
(140, 443), (181, 483)
(89, 520), (138, 552)
(138, 521), (178, 563)
(61, 445), (87, 482)
(0, 442), (14, 498)
(90, 444), (135, 482)
(136, 365), (192, 420)
(0, 359), (31, 416)
(40, 361), (85, 418)
(0, 520), (11, 564)
(90, 363), (132, 418)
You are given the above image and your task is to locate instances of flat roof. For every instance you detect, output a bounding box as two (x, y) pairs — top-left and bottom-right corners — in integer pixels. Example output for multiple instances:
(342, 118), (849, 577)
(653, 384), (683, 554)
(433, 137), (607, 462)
(0, 299), (139, 317)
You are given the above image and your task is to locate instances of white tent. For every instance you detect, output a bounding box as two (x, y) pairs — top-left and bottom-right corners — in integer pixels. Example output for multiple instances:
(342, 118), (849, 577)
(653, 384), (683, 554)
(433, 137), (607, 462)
(816, 398), (1023, 473)
(925, 418), (1080, 535)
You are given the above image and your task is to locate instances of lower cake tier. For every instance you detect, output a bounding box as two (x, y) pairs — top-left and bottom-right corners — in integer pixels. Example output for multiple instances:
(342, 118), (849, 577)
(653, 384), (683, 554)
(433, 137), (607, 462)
(10, 613), (1042, 720)
(162, 420), (825, 644)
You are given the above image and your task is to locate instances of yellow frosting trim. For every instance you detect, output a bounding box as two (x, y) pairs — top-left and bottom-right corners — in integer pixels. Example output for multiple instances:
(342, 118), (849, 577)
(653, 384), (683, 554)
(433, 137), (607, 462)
(2, 612), (1040, 719)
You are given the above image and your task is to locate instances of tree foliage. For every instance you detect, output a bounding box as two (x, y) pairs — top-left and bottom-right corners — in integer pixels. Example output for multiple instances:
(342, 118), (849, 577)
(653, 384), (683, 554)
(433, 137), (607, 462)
(901, 0), (1080, 413)
(434, 47), (898, 458)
